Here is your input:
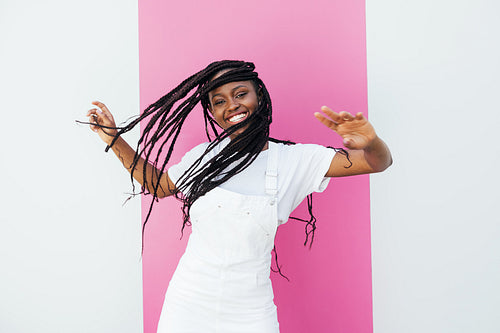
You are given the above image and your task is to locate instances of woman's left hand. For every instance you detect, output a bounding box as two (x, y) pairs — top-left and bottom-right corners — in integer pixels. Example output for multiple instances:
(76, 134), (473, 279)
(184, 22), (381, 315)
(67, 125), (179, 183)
(315, 106), (392, 177)
(314, 106), (376, 150)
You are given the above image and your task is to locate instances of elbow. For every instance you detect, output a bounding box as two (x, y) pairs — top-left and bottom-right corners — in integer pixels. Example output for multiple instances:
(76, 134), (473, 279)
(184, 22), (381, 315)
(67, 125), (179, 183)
(155, 188), (174, 199)
(371, 155), (393, 173)
(156, 192), (167, 199)
(155, 187), (176, 199)
(378, 155), (393, 173)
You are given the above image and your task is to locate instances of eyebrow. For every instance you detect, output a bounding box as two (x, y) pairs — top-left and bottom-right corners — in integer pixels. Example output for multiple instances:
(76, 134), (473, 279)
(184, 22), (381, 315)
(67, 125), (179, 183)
(211, 84), (248, 100)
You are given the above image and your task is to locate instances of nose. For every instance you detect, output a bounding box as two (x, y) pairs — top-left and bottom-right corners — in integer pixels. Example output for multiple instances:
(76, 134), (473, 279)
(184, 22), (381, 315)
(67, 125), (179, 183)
(227, 98), (240, 111)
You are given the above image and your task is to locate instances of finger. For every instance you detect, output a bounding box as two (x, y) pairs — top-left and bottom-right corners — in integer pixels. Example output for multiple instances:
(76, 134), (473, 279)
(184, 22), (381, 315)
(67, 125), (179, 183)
(88, 106), (113, 128)
(88, 110), (100, 122)
(89, 114), (99, 132)
(92, 101), (108, 115)
(92, 101), (113, 120)
(342, 135), (356, 149)
(86, 108), (99, 117)
(339, 111), (354, 122)
(355, 112), (365, 120)
(89, 108), (106, 126)
(320, 106), (342, 122)
(314, 112), (338, 130)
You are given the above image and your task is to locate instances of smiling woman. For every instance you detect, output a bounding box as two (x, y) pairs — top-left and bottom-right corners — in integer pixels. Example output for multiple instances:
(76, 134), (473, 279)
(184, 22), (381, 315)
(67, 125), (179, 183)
(208, 80), (260, 139)
(85, 60), (391, 333)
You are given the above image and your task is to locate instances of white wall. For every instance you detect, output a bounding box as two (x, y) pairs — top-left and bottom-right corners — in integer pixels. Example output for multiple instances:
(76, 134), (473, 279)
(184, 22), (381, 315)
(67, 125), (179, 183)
(0, 1), (142, 332)
(367, 1), (500, 332)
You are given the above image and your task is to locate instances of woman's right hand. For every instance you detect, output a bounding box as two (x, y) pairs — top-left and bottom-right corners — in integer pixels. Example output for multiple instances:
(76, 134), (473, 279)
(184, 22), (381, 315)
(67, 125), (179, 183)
(86, 101), (118, 145)
(86, 101), (177, 198)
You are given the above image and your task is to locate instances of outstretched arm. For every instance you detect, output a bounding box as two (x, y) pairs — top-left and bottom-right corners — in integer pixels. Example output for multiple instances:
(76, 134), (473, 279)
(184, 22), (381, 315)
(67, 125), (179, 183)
(314, 106), (392, 177)
(87, 101), (177, 197)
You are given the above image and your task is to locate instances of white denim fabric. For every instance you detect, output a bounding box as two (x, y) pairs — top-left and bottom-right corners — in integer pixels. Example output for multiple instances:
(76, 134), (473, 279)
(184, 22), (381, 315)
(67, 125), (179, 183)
(157, 143), (280, 333)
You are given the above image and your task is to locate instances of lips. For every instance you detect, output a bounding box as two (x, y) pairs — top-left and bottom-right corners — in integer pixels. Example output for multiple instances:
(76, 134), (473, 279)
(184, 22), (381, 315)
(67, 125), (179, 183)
(226, 111), (248, 124)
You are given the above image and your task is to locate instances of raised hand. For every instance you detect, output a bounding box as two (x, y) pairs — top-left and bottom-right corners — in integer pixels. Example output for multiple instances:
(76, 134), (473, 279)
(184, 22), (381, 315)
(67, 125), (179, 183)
(83, 101), (178, 197)
(314, 106), (376, 150)
(86, 101), (118, 145)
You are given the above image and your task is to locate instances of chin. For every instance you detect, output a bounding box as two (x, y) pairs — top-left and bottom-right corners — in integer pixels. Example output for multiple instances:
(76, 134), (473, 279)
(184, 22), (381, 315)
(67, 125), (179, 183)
(229, 127), (249, 139)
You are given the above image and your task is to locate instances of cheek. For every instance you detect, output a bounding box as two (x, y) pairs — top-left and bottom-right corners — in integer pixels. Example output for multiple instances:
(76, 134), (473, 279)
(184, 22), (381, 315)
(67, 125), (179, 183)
(212, 110), (225, 125)
(251, 100), (259, 112)
(208, 106), (218, 119)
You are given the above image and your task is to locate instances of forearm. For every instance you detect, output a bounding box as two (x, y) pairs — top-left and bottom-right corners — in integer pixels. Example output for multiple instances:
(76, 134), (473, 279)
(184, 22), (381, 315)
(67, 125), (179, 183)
(109, 136), (174, 197)
(363, 136), (392, 172)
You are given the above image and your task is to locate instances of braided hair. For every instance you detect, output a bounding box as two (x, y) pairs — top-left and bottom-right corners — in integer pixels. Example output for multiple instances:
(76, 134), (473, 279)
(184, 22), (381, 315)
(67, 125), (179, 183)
(104, 60), (349, 277)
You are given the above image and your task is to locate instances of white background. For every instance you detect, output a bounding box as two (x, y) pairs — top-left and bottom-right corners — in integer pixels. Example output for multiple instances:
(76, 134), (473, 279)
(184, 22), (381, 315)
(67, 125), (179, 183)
(0, 1), (143, 332)
(367, 0), (500, 332)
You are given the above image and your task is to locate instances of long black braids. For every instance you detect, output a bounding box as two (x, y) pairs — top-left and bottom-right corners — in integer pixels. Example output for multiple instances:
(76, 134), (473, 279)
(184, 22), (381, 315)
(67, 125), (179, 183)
(102, 61), (266, 240)
(91, 60), (350, 278)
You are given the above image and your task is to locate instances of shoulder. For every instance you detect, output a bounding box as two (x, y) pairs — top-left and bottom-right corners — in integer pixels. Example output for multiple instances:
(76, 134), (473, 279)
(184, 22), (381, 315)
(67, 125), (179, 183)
(175, 138), (232, 165)
(168, 141), (211, 185)
(185, 141), (211, 156)
(274, 142), (334, 158)
(180, 139), (226, 159)
(272, 142), (336, 196)
(274, 141), (337, 177)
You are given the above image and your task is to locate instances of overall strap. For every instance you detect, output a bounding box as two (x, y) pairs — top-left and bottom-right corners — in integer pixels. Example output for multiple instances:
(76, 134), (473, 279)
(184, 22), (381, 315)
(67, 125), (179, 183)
(265, 142), (278, 196)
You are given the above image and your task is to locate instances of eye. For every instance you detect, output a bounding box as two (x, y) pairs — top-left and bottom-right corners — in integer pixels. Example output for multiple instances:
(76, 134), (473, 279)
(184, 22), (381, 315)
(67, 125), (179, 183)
(235, 92), (247, 99)
(214, 99), (225, 106)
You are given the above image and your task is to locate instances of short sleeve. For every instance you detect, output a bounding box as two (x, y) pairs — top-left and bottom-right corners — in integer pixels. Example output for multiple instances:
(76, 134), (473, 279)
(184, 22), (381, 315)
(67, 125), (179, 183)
(295, 144), (336, 194)
(167, 142), (210, 186)
(310, 146), (336, 193)
(279, 144), (336, 218)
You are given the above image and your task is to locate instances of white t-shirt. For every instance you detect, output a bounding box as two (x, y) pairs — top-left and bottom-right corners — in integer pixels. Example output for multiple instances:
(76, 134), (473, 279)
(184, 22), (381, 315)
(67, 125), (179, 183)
(168, 139), (336, 224)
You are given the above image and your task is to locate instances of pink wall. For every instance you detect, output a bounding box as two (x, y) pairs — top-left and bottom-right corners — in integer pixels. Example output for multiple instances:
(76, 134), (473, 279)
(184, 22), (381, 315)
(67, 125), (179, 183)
(138, 0), (371, 332)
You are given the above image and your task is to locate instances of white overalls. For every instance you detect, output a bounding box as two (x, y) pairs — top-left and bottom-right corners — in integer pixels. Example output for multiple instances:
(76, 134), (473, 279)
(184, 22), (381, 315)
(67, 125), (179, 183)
(157, 142), (280, 333)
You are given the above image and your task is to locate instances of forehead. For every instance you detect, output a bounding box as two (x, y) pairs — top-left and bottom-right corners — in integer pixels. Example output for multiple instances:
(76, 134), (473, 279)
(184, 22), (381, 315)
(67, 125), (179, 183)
(208, 80), (255, 98)
(211, 68), (232, 80)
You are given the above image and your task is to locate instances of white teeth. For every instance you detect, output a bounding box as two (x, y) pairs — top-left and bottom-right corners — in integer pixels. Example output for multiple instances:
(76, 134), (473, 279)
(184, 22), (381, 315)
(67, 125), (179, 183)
(228, 113), (246, 123)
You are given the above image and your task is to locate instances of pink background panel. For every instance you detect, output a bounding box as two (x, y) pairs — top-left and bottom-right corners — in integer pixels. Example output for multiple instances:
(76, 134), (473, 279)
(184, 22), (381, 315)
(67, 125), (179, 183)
(138, 0), (371, 332)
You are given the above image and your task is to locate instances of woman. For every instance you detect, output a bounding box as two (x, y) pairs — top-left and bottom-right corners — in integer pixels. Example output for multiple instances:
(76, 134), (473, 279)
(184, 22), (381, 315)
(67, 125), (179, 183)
(86, 60), (391, 332)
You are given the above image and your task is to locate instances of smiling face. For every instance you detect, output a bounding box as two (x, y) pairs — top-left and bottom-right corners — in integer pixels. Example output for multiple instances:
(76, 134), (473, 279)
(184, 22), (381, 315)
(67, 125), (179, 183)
(208, 78), (260, 139)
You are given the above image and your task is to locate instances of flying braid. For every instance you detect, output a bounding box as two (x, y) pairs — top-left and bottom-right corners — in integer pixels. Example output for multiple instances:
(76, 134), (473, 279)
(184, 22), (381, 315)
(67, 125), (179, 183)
(95, 60), (349, 278)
